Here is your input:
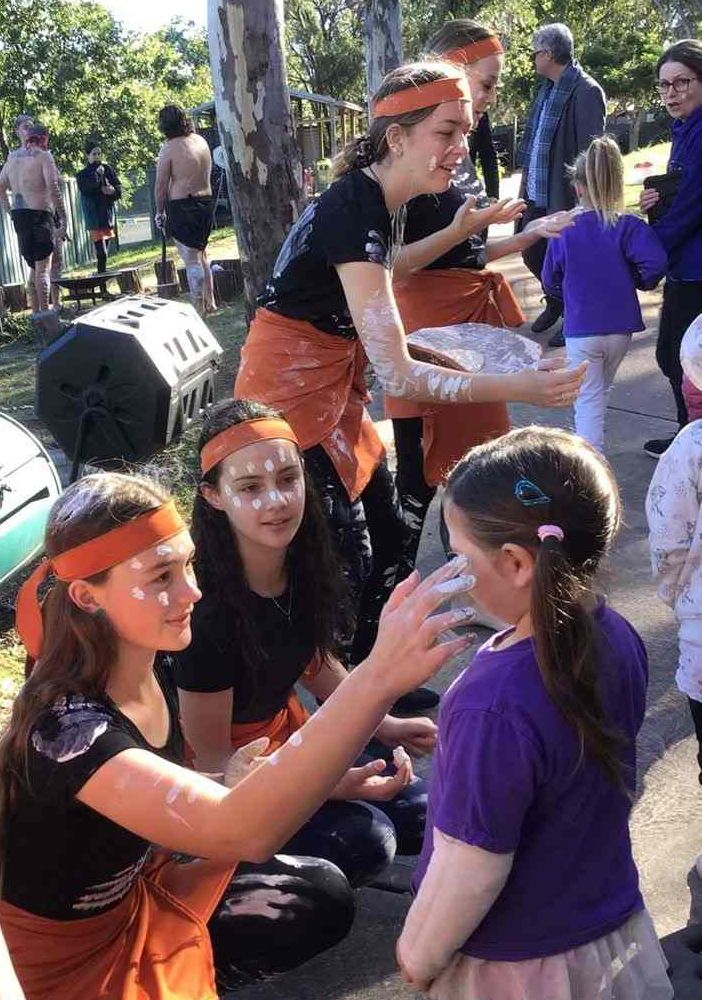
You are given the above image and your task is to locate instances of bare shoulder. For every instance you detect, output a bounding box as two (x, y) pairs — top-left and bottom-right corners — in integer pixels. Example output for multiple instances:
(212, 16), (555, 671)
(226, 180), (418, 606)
(157, 141), (172, 162)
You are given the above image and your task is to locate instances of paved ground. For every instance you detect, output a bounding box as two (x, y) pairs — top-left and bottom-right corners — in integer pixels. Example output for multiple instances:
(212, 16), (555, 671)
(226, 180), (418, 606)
(226, 208), (702, 999)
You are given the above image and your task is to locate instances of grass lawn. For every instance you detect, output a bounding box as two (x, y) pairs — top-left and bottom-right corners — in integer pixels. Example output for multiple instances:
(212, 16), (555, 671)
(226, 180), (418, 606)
(66, 225), (239, 278)
(0, 292), (248, 727)
(622, 140), (670, 212)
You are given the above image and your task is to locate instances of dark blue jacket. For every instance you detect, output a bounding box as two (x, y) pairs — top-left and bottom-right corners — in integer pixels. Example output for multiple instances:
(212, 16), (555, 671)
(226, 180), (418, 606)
(653, 105), (702, 281)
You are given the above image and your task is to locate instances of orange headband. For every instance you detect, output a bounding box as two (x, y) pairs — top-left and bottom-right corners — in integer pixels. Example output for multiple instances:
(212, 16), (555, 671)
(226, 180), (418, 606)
(200, 418), (300, 475)
(445, 36), (504, 66)
(16, 501), (186, 660)
(372, 76), (472, 119)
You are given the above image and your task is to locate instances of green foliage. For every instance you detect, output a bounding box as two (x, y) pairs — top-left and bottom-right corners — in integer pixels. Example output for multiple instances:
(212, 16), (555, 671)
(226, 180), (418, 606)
(0, 2), (212, 196)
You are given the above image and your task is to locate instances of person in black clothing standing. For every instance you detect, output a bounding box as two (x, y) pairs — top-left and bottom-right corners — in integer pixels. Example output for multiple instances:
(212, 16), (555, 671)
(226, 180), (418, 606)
(469, 110), (500, 241)
(76, 140), (121, 273)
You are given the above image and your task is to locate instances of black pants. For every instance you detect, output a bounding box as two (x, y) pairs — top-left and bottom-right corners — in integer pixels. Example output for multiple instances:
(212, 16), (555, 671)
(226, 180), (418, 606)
(94, 239), (109, 273)
(392, 416), (437, 567)
(209, 853), (355, 991)
(655, 280), (702, 429)
(517, 201), (562, 315)
(304, 445), (414, 664)
(688, 697), (702, 786)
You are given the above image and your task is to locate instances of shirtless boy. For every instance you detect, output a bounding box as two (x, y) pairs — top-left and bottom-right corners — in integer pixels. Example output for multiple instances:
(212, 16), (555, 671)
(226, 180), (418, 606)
(155, 104), (216, 313)
(0, 123), (66, 312)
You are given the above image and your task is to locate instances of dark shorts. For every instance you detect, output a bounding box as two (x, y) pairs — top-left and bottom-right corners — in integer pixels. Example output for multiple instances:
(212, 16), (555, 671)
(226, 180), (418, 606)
(167, 196), (214, 251)
(11, 209), (55, 267)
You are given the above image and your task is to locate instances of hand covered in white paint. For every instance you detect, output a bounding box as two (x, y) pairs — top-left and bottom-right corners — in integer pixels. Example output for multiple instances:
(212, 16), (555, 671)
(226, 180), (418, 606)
(524, 207), (580, 240)
(449, 197), (525, 242)
(365, 556), (478, 701)
(223, 737), (270, 788)
(376, 716), (437, 757)
(506, 361), (587, 407)
(330, 755), (413, 802)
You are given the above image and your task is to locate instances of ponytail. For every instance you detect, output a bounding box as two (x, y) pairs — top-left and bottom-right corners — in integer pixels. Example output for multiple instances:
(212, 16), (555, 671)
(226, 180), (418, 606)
(331, 135), (376, 180)
(569, 135), (624, 227)
(531, 533), (630, 796)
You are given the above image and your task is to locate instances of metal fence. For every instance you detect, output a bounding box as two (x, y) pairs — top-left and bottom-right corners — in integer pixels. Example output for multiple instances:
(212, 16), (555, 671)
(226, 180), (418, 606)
(0, 176), (94, 286)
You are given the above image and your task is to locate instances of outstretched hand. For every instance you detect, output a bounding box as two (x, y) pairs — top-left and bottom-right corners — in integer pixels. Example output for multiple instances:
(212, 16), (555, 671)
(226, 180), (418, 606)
(524, 206), (582, 240)
(223, 737), (270, 788)
(331, 754), (413, 802)
(450, 197), (526, 241)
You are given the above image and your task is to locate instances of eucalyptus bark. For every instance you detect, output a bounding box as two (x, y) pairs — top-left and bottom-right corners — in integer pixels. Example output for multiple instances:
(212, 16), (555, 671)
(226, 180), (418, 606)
(365, 0), (403, 106)
(208, 0), (303, 321)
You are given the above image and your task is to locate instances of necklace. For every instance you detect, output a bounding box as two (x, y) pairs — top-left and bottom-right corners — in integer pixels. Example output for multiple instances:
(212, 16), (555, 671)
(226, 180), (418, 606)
(366, 164), (407, 270)
(270, 578), (294, 623)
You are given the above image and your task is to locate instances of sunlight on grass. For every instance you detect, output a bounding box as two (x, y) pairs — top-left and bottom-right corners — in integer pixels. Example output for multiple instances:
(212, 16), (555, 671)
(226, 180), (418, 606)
(66, 226), (239, 277)
(622, 141), (671, 213)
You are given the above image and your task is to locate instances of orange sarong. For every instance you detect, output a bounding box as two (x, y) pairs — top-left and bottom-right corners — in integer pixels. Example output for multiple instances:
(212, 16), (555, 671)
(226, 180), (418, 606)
(230, 690), (311, 756)
(0, 852), (235, 1000)
(387, 268), (526, 487)
(235, 307), (385, 501)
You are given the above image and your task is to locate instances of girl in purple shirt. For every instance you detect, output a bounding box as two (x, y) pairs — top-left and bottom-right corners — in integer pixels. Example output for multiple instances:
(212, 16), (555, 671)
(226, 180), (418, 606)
(543, 136), (667, 452)
(398, 426), (672, 999)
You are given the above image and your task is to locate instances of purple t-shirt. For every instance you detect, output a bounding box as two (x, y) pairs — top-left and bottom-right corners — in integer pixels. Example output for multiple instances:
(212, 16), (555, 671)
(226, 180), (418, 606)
(412, 602), (647, 961)
(542, 211), (667, 337)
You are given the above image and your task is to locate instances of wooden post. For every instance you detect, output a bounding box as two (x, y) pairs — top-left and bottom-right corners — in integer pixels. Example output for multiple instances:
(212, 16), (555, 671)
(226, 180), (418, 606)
(365, 0), (403, 106)
(329, 106), (338, 158)
(208, 0), (303, 322)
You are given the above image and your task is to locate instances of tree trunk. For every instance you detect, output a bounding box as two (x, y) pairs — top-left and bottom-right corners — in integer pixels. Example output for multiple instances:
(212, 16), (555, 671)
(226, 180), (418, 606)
(365, 0), (403, 107)
(631, 108), (645, 153)
(208, 0), (303, 322)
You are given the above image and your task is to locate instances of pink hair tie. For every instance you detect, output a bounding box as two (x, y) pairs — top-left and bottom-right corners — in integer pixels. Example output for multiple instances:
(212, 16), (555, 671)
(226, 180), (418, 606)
(537, 524), (564, 543)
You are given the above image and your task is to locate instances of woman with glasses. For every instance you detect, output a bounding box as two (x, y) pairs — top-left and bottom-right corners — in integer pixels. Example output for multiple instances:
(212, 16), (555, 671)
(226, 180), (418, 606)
(641, 39), (702, 458)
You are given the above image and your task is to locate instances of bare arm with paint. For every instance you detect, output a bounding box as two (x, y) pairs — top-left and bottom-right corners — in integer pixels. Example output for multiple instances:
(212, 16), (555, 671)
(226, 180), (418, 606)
(337, 262), (586, 407)
(0, 925), (26, 1000)
(392, 197), (525, 280)
(397, 828), (513, 990)
(154, 144), (171, 215)
(485, 209), (581, 263)
(75, 560), (473, 863)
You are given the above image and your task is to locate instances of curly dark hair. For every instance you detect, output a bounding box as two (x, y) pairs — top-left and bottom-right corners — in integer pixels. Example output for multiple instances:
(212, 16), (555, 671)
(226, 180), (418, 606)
(158, 104), (194, 139)
(192, 399), (352, 703)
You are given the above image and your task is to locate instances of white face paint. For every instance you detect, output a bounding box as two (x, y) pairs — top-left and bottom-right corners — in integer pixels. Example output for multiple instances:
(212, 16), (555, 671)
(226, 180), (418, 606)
(131, 586), (145, 600)
(177, 543), (187, 555)
(232, 495), (242, 508)
(130, 558), (143, 570)
(278, 446), (287, 463)
(224, 483), (233, 498)
(246, 462), (256, 474)
(435, 574), (477, 596)
(158, 592), (169, 607)
(264, 459), (275, 472)
(428, 155), (437, 171)
(155, 544), (172, 557)
(252, 498), (262, 510)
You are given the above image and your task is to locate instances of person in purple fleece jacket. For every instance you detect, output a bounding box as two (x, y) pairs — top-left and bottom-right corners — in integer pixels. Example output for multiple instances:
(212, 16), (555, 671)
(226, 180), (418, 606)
(640, 39), (702, 457)
(543, 135), (667, 452)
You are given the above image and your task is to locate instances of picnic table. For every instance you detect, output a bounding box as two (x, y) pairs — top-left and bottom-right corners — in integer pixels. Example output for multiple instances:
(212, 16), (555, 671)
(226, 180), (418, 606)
(57, 268), (144, 307)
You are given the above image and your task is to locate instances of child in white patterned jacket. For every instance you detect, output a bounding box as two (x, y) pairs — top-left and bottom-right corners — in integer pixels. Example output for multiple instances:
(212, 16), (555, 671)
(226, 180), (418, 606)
(646, 313), (702, 784)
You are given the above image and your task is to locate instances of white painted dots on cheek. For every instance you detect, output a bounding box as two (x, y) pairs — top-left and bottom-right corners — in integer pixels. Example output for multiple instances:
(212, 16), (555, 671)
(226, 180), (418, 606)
(130, 559), (143, 570)
(155, 544), (172, 557)
(131, 586), (145, 600)
(158, 592), (169, 607)
(252, 499), (262, 510)
(428, 155), (437, 171)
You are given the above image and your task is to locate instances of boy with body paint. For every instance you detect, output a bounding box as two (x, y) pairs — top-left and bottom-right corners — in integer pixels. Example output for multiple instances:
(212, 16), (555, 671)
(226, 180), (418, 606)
(1, 471), (471, 998)
(235, 58), (586, 709)
(177, 400), (470, 886)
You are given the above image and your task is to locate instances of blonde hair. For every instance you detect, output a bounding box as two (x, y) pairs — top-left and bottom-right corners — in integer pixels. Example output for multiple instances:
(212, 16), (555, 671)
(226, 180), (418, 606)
(331, 59), (468, 180)
(568, 136), (624, 227)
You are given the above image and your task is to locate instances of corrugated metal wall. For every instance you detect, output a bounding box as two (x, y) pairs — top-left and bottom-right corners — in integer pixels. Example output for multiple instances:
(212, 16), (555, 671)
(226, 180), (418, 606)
(0, 177), (94, 285)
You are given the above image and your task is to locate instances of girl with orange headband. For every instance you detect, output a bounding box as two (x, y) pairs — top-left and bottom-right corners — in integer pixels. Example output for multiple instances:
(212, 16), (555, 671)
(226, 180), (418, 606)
(235, 59), (585, 698)
(176, 400), (445, 888)
(389, 21), (584, 578)
(0, 471), (473, 999)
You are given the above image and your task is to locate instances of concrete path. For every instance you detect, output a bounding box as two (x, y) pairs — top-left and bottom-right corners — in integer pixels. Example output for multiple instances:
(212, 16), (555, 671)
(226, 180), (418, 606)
(226, 214), (701, 1000)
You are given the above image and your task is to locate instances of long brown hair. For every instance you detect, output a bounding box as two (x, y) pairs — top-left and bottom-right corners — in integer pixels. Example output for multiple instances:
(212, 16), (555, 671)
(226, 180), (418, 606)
(332, 59), (468, 179)
(192, 399), (352, 706)
(0, 473), (170, 868)
(445, 426), (631, 793)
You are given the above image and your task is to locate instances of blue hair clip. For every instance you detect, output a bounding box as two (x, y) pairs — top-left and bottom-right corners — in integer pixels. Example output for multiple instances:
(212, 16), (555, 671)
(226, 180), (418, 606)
(514, 478), (551, 506)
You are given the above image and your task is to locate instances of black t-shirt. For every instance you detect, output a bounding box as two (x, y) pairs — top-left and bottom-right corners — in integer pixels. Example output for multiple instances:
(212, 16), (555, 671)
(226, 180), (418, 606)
(174, 584), (317, 723)
(404, 183), (487, 272)
(257, 170), (392, 338)
(3, 661), (183, 920)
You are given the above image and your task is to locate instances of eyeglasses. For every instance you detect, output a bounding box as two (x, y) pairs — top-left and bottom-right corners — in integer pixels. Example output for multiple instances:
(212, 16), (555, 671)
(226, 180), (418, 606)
(532, 49), (546, 60)
(655, 76), (699, 96)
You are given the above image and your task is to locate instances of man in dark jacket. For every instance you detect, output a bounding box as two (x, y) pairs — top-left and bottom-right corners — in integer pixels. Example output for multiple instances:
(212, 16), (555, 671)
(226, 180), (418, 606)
(517, 23), (606, 343)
